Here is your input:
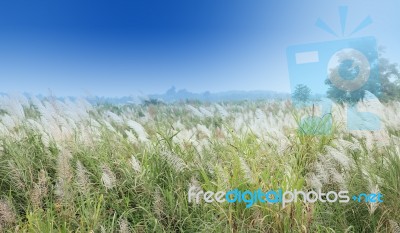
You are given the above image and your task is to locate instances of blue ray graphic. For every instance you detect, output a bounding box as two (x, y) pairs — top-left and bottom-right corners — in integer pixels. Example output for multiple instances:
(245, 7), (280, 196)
(350, 16), (373, 35)
(339, 6), (348, 36)
(315, 18), (338, 37)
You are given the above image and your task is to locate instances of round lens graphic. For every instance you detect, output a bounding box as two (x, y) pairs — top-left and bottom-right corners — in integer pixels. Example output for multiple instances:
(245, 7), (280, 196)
(327, 48), (370, 92)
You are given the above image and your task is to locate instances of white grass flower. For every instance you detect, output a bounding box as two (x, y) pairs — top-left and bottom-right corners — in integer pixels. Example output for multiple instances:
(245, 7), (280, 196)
(130, 155), (142, 173)
(161, 151), (187, 172)
(389, 220), (400, 233)
(55, 149), (73, 201)
(153, 187), (164, 220)
(215, 104), (229, 118)
(30, 169), (48, 209)
(255, 109), (266, 121)
(0, 199), (16, 227)
(103, 120), (116, 132)
(0, 95), (25, 121)
(7, 161), (25, 190)
(334, 139), (360, 152)
(15, 93), (29, 107)
(306, 173), (323, 190)
(313, 161), (329, 185)
(215, 165), (230, 189)
(172, 120), (185, 131)
(325, 146), (352, 170)
(234, 116), (244, 133)
(196, 124), (211, 139)
(118, 218), (130, 233)
(127, 120), (149, 143)
(106, 111), (124, 125)
(368, 184), (380, 215)
(239, 157), (255, 184)
(188, 177), (202, 193)
(101, 165), (116, 190)
(330, 168), (346, 188)
(76, 161), (90, 194)
(1, 115), (16, 130)
(125, 130), (139, 145)
(187, 105), (204, 118)
(199, 107), (213, 117)
(0, 123), (9, 135)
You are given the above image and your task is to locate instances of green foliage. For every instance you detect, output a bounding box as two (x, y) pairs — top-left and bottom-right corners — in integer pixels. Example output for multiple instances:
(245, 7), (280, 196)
(326, 47), (400, 103)
(0, 100), (399, 232)
(292, 84), (312, 103)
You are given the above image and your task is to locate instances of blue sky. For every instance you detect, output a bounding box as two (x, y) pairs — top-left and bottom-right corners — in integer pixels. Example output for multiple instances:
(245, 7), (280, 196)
(0, 0), (399, 97)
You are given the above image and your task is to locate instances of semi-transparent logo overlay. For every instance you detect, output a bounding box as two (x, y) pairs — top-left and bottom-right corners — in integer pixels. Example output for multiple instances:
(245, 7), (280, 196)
(287, 6), (380, 135)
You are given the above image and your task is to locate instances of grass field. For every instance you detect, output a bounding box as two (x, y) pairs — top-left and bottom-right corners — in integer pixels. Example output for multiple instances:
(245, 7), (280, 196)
(0, 94), (399, 232)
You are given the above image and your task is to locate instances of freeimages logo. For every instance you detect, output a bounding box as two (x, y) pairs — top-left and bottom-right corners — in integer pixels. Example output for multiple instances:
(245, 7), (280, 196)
(287, 6), (380, 135)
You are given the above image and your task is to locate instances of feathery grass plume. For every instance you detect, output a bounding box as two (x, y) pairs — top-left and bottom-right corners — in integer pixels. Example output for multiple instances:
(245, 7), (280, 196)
(215, 165), (230, 189)
(192, 139), (209, 154)
(103, 120), (116, 132)
(199, 107), (213, 117)
(0, 122), (9, 136)
(233, 116), (244, 133)
(153, 187), (164, 221)
(1, 115), (16, 130)
(196, 124), (212, 139)
(27, 119), (46, 134)
(317, 153), (346, 188)
(30, 95), (46, 113)
(88, 118), (101, 128)
(15, 93), (30, 108)
(75, 160), (90, 194)
(77, 97), (93, 110)
(172, 120), (185, 131)
(389, 220), (400, 233)
(187, 105), (204, 118)
(76, 124), (100, 146)
(255, 108), (266, 121)
(55, 149), (73, 202)
(188, 177), (202, 198)
(118, 218), (130, 233)
(130, 155), (142, 173)
(106, 111), (124, 125)
(0, 199), (16, 228)
(30, 169), (48, 209)
(215, 104), (229, 118)
(313, 160), (330, 185)
(306, 173), (323, 190)
(368, 184), (380, 215)
(372, 130), (391, 149)
(0, 95), (25, 121)
(364, 131), (376, 151)
(127, 120), (149, 143)
(325, 146), (352, 170)
(395, 144), (400, 160)
(331, 168), (346, 189)
(125, 130), (139, 145)
(7, 161), (25, 190)
(161, 151), (187, 173)
(101, 165), (116, 190)
(41, 132), (51, 148)
(173, 129), (194, 149)
(333, 139), (361, 152)
(239, 157), (255, 184)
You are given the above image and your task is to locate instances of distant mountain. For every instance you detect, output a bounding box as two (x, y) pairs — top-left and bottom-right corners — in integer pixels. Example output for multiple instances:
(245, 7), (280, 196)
(148, 86), (290, 103)
(0, 88), (290, 105)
